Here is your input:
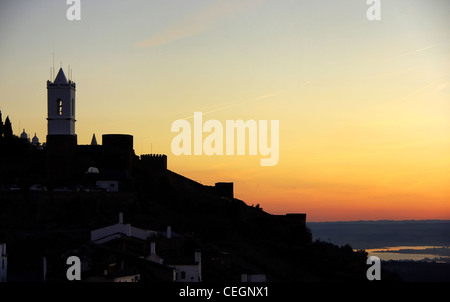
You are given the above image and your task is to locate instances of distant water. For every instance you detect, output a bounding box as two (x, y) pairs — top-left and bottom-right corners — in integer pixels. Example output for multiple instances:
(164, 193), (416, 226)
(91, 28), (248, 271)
(307, 220), (450, 249)
(363, 246), (450, 262)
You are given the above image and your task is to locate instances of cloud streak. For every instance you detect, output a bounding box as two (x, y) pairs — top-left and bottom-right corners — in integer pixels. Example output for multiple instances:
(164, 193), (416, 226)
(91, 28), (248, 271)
(137, 0), (262, 48)
(395, 44), (439, 58)
(179, 91), (280, 120)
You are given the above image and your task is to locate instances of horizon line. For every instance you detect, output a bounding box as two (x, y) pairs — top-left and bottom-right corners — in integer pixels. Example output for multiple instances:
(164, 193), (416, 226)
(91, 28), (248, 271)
(306, 219), (450, 223)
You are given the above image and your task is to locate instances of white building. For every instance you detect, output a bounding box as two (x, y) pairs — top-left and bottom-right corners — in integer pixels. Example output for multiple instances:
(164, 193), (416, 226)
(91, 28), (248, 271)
(114, 274), (140, 282)
(1, 243), (7, 282)
(91, 213), (158, 244)
(144, 241), (201, 282)
(170, 251), (202, 282)
(91, 213), (202, 282)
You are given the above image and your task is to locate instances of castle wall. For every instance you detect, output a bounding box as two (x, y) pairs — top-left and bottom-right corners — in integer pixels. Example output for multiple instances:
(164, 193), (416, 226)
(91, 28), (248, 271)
(140, 154), (167, 170)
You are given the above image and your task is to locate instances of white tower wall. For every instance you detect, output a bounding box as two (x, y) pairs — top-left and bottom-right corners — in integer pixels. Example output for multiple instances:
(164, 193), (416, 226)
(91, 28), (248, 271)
(47, 68), (76, 135)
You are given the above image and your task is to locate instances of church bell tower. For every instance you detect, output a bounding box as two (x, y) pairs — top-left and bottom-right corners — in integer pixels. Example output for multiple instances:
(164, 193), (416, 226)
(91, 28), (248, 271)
(47, 68), (76, 135)
(46, 67), (78, 184)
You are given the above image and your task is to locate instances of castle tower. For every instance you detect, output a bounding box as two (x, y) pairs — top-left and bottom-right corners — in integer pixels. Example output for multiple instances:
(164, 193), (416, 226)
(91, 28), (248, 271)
(47, 68), (76, 135)
(46, 68), (78, 184)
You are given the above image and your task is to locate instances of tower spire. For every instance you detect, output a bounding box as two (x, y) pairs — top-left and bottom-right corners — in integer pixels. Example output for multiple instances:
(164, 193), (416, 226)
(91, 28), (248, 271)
(47, 66), (76, 136)
(91, 134), (98, 145)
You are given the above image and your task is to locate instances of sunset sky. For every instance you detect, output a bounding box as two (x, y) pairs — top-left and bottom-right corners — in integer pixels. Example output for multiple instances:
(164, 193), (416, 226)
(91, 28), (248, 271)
(0, 0), (449, 221)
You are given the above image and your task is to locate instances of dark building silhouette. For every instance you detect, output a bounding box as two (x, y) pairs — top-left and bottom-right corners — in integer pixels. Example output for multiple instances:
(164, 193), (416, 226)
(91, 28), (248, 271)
(214, 182), (234, 199)
(102, 134), (134, 180)
(0, 68), (315, 281)
(46, 135), (78, 184)
(140, 154), (168, 171)
(43, 69), (167, 189)
(42, 68), (242, 194)
(0, 66), (376, 283)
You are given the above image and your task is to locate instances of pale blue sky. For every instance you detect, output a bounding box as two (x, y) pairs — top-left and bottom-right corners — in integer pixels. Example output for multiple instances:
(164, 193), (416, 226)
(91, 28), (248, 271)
(1, 0), (449, 150)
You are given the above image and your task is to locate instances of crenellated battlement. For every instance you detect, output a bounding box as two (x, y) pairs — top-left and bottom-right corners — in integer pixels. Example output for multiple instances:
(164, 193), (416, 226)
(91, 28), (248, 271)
(140, 154), (168, 170)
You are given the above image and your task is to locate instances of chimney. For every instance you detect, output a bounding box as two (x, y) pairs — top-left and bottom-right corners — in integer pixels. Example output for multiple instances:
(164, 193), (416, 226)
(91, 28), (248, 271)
(127, 224), (132, 237)
(195, 250), (202, 282)
(1, 244), (7, 282)
(194, 250), (201, 264)
(119, 212), (123, 224)
(167, 226), (172, 239)
(150, 242), (156, 255)
(43, 257), (47, 282)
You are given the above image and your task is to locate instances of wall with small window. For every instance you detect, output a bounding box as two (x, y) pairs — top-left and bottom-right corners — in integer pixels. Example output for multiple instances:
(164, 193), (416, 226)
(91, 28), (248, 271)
(172, 264), (201, 282)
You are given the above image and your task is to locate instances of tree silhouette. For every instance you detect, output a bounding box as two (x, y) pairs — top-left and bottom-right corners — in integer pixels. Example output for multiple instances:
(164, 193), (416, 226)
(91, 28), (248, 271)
(4, 116), (13, 139)
(0, 110), (3, 138)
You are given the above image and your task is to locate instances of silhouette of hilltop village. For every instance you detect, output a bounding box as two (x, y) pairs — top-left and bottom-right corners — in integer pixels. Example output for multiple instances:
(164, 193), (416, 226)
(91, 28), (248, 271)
(0, 68), (371, 282)
(1, 68), (246, 197)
